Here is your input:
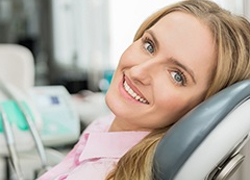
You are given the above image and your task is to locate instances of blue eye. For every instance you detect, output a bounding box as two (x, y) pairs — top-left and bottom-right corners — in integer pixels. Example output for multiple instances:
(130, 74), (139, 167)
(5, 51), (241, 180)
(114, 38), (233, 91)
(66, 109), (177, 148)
(144, 42), (154, 54)
(142, 37), (155, 54)
(171, 71), (185, 85)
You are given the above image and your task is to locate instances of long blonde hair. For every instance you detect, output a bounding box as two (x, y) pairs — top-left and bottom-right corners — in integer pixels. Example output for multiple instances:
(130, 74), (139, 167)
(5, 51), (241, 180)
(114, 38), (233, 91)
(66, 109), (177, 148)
(106, 0), (250, 179)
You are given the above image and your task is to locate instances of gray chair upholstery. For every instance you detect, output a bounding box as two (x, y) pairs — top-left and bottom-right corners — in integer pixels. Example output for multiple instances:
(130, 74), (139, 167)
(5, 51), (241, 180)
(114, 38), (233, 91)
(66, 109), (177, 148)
(153, 80), (250, 180)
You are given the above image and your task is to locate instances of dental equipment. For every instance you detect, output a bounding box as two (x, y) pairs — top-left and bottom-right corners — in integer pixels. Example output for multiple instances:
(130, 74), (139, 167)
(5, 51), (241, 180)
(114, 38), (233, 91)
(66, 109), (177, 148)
(0, 106), (24, 180)
(0, 79), (51, 178)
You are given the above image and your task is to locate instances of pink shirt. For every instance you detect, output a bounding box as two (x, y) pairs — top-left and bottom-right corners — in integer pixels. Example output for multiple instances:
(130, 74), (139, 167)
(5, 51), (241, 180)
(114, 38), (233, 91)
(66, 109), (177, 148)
(37, 114), (149, 180)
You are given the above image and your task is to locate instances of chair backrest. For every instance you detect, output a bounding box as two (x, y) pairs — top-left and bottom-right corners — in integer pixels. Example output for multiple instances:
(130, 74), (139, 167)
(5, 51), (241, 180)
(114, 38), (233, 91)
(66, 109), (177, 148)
(0, 44), (34, 92)
(153, 80), (250, 180)
(0, 44), (38, 155)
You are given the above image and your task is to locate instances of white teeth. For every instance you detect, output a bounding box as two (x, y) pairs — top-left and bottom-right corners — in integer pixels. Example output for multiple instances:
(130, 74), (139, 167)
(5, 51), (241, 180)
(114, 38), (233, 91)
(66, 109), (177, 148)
(123, 81), (149, 104)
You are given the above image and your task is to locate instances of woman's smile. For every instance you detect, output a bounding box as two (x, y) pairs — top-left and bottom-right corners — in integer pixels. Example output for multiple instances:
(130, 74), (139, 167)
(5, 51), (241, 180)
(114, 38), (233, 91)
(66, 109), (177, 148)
(123, 75), (149, 104)
(120, 74), (150, 105)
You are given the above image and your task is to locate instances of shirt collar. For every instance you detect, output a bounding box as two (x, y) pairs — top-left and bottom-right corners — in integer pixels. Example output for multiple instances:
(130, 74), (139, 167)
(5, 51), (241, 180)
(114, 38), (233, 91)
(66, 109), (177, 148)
(79, 131), (149, 162)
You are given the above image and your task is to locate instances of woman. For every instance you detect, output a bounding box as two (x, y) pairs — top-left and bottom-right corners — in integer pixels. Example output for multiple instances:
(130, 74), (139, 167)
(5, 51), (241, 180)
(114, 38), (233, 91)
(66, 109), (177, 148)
(38, 0), (250, 179)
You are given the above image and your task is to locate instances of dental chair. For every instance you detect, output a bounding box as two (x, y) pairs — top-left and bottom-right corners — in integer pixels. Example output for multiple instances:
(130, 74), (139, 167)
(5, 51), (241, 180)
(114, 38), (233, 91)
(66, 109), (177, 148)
(0, 44), (52, 180)
(0, 44), (66, 180)
(153, 80), (250, 180)
(0, 44), (34, 92)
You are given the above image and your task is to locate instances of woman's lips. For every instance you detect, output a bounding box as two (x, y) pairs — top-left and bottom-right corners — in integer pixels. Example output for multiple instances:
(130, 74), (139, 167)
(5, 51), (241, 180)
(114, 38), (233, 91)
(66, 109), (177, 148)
(123, 75), (149, 104)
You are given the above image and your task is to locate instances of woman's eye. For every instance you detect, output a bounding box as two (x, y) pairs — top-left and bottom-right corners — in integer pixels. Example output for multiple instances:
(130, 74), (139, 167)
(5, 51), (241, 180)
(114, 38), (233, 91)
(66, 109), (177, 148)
(142, 37), (155, 54)
(144, 42), (154, 54)
(170, 71), (186, 85)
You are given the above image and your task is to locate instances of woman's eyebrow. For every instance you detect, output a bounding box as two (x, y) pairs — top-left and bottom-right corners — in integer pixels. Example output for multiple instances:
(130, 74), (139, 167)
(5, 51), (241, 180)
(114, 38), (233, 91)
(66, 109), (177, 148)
(145, 29), (159, 49)
(168, 57), (197, 84)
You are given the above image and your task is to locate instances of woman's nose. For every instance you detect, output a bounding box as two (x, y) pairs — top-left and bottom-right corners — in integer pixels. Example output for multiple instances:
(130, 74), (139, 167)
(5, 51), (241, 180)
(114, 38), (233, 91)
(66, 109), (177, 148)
(128, 60), (155, 86)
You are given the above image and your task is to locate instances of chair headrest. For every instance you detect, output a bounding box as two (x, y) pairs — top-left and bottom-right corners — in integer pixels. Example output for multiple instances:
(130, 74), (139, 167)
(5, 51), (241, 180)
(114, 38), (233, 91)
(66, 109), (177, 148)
(153, 80), (250, 180)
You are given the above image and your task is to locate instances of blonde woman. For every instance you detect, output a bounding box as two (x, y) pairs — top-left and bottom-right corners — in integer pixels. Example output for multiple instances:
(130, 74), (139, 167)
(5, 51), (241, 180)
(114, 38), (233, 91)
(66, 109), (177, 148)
(38, 0), (250, 179)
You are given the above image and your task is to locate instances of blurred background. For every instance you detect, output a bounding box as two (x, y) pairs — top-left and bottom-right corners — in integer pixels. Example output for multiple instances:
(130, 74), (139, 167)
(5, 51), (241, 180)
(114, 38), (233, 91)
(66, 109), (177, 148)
(0, 0), (248, 94)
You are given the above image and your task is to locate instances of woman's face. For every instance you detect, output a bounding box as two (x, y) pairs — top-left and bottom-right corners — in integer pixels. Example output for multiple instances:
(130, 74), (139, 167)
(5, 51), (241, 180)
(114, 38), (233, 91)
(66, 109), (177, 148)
(106, 11), (216, 132)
